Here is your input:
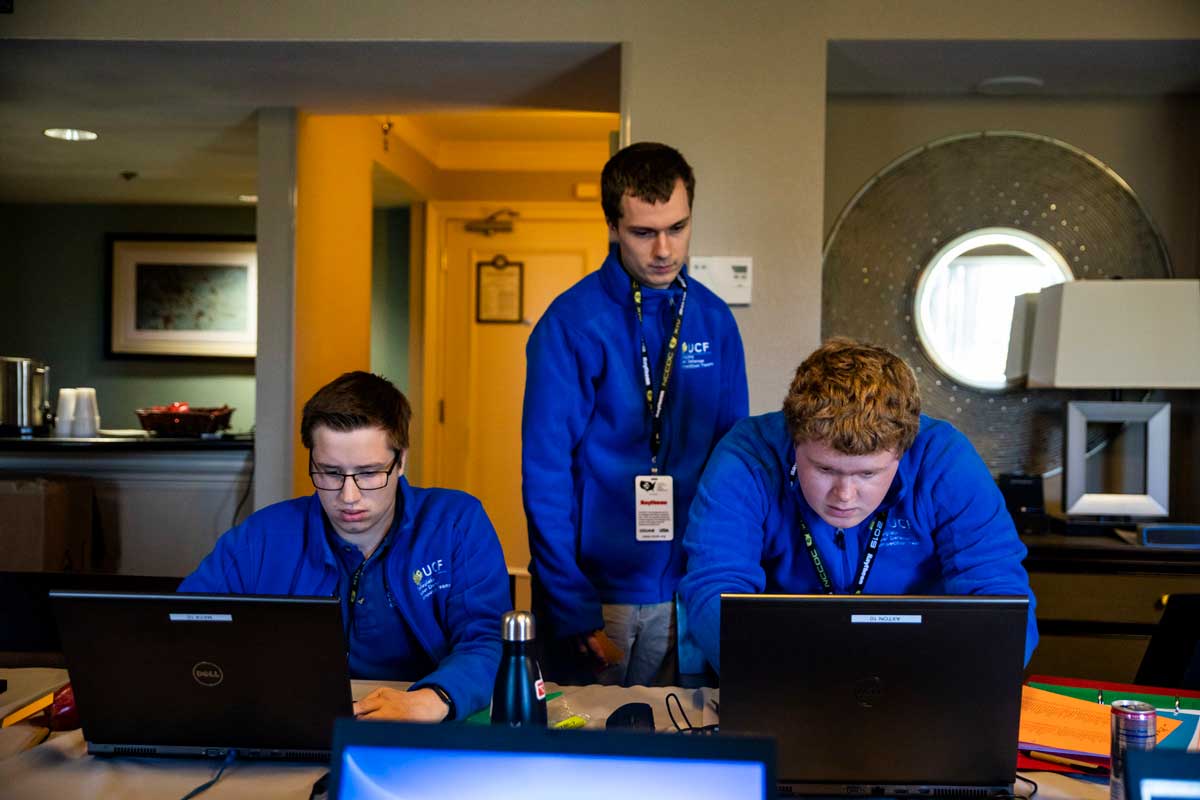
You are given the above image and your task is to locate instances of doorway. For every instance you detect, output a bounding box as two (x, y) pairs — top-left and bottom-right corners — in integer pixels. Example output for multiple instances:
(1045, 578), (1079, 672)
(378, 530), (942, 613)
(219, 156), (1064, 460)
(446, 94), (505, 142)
(422, 202), (609, 569)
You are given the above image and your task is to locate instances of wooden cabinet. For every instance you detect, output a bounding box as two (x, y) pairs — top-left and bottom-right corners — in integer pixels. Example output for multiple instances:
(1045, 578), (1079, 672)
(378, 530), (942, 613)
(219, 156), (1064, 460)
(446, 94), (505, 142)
(0, 439), (252, 577)
(1024, 534), (1200, 682)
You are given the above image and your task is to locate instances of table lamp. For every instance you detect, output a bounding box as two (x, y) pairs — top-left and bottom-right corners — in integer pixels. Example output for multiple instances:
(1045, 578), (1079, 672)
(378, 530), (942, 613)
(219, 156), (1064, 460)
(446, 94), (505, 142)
(1022, 279), (1200, 521)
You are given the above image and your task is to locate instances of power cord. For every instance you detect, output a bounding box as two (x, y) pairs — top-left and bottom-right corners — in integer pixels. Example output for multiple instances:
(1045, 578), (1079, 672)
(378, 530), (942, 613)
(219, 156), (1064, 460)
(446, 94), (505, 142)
(664, 692), (718, 735)
(179, 749), (237, 799)
(1012, 774), (1039, 800)
(231, 451), (255, 529)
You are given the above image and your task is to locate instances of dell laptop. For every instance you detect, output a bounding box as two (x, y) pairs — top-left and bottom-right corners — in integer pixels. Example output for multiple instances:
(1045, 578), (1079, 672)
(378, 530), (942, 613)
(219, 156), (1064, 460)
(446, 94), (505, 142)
(51, 591), (353, 760)
(328, 717), (776, 800)
(720, 594), (1028, 797)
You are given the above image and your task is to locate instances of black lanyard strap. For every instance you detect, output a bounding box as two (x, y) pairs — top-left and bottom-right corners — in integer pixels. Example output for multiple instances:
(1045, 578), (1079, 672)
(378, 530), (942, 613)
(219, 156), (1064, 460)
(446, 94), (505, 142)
(631, 275), (687, 474)
(348, 535), (393, 605)
(796, 501), (887, 594)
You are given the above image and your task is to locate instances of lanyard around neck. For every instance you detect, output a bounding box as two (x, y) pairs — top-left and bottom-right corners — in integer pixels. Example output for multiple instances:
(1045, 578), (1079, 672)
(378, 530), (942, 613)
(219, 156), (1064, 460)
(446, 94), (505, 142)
(790, 463), (887, 594)
(631, 274), (687, 474)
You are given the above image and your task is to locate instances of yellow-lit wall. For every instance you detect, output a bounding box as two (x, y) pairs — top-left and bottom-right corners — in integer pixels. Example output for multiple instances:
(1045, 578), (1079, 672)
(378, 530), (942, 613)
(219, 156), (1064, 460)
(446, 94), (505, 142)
(294, 115), (375, 495)
(294, 113), (611, 493)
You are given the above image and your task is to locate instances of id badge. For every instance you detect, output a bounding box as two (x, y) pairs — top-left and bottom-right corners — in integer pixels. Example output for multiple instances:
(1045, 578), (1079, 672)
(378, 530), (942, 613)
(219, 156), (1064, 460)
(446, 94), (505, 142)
(635, 474), (674, 541)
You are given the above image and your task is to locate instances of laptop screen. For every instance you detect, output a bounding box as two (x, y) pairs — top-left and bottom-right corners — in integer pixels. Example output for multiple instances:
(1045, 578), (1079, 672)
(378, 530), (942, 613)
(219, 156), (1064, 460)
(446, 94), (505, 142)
(330, 720), (773, 800)
(1126, 750), (1200, 800)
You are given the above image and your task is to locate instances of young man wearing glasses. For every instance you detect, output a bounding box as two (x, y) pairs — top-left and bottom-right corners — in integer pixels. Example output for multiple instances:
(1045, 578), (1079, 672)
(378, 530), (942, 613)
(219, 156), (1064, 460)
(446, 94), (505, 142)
(180, 371), (511, 722)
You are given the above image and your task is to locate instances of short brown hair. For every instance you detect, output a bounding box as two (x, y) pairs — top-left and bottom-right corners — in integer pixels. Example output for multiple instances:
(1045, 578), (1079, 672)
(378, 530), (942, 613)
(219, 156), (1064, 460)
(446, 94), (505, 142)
(601, 142), (695, 226)
(783, 338), (921, 456)
(300, 371), (412, 452)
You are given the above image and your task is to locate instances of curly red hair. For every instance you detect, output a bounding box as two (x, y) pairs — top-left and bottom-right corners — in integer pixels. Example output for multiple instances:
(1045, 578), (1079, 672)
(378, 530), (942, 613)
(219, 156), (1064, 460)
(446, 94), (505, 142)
(783, 338), (921, 455)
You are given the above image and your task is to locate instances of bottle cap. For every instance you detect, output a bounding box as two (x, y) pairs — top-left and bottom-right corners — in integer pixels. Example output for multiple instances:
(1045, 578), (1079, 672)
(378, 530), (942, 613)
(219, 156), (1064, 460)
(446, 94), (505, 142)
(501, 610), (536, 642)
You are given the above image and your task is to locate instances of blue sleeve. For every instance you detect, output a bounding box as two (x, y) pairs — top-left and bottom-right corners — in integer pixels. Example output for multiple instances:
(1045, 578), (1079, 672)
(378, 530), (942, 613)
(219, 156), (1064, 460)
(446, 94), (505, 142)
(521, 313), (603, 636)
(178, 523), (255, 593)
(922, 431), (1040, 665)
(678, 432), (770, 673)
(716, 309), (748, 437)
(412, 499), (511, 719)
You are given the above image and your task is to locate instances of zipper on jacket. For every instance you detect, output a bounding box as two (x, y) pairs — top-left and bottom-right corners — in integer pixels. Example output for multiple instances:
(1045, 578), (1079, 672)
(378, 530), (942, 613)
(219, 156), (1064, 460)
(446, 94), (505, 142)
(835, 529), (850, 590)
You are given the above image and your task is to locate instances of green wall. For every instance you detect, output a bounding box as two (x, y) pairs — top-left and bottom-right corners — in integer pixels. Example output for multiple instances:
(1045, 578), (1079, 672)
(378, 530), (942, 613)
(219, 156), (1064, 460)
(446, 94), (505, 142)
(0, 203), (257, 431)
(370, 207), (411, 391)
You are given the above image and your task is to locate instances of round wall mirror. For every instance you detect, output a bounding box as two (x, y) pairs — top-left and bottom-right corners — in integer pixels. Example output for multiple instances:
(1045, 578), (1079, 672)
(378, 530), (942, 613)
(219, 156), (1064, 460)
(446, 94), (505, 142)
(822, 132), (1172, 475)
(913, 227), (1073, 392)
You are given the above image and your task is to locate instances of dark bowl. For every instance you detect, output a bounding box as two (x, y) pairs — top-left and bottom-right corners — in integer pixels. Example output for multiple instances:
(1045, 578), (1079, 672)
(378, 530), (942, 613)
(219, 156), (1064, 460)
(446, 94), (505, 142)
(135, 405), (234, 437)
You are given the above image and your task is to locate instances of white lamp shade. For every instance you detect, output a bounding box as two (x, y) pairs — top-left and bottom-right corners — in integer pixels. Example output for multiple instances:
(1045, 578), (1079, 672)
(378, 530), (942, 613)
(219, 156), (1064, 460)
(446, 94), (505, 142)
(1026, 279), (1200, 389)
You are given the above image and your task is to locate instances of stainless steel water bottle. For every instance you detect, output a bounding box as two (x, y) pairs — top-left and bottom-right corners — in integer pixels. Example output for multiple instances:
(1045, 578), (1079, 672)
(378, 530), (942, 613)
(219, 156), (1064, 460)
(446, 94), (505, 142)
(490, 610), (548, 727)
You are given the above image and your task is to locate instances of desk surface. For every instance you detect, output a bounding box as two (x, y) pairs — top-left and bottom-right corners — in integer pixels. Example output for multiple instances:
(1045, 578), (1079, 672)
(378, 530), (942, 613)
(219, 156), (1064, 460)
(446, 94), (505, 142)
(1023, 532), (1200, 573)
(0, 675), (1103, 800)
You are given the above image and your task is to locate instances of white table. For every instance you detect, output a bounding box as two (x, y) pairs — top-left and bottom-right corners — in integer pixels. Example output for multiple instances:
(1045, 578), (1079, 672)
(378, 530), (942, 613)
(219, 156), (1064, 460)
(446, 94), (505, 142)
(0, 674), (1103, 800)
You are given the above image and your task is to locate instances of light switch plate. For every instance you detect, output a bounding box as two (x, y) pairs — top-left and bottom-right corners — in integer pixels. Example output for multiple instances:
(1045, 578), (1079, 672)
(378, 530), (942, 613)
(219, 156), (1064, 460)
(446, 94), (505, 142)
(689, 256), (752, 305)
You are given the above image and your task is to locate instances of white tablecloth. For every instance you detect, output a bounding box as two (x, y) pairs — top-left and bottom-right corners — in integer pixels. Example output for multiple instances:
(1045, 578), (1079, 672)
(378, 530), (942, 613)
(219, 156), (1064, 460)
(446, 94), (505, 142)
(0, 675), (1101, 800)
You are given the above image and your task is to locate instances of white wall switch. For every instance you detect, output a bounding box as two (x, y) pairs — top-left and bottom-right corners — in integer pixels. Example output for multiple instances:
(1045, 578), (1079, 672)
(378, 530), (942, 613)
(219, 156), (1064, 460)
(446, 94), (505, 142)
(689, 256), (752, 305)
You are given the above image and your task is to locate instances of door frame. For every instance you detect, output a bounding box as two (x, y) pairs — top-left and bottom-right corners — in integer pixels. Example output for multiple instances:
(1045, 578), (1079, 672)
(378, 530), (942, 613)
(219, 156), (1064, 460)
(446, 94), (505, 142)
(420, 201), (608, 489)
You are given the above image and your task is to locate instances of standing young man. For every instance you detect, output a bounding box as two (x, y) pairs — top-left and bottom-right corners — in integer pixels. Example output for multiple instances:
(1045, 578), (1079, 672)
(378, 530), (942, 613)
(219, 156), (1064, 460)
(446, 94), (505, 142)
(523, 142), (749, 686)
(679, 338), (1039, 672)
(181, 371), (511, 721)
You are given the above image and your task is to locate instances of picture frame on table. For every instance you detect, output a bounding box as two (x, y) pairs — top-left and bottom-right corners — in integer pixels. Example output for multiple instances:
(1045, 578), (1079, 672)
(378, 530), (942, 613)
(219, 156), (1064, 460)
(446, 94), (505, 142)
(107, 236), (257, 358)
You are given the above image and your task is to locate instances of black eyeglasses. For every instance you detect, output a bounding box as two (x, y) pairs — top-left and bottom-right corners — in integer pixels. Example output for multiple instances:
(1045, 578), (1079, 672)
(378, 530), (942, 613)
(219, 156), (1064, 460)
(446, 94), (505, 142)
(309, 451), (401, 491)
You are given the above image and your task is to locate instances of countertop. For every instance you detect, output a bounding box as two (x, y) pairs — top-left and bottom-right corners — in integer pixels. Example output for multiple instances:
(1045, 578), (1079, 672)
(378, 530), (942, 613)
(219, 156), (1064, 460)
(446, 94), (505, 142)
(0, 434), (253, 452)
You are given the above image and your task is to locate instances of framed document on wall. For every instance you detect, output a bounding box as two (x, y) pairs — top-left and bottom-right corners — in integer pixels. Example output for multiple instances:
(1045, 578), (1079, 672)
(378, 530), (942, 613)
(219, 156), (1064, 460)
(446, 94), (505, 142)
(476, 255), (524, 324)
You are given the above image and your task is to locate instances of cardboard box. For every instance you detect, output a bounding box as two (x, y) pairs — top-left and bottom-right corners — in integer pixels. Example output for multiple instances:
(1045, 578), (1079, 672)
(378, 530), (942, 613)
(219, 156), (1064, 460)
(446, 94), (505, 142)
(0, 476), (93, 571)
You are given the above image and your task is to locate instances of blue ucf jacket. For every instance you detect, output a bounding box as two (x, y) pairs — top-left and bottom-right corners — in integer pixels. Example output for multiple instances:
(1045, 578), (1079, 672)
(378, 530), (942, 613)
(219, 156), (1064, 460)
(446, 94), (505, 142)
(522, 246), (749, 637)
(678, 412), (1039, 671)
(179, 477), (511, 718)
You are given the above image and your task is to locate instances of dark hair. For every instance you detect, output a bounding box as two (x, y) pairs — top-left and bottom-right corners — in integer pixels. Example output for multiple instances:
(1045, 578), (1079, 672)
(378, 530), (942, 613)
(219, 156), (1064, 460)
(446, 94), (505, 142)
(300, 371), (412, 452)
(783, 338), (922, 456)
(601, 142), (695, 225)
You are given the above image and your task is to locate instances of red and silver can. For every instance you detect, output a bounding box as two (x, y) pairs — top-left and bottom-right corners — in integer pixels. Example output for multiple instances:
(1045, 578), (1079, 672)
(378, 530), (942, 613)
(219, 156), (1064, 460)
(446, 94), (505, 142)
(1110, 700), (1157, 800)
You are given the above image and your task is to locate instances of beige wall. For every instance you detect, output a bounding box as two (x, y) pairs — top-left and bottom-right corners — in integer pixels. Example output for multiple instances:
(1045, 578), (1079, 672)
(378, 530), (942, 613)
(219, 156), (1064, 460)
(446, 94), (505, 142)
(7, 0), (1199, 413)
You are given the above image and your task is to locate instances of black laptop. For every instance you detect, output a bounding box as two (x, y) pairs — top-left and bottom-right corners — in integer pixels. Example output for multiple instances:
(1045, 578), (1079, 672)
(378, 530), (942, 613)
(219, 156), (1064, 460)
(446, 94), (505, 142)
(51, 591), (353, 760)
(720, 594), (1028, 797)
(328, 717), (776, 800)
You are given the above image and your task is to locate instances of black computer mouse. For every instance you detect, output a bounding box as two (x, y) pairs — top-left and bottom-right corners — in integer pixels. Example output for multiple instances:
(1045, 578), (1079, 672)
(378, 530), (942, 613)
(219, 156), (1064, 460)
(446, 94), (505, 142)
(605, 701), (655, 731)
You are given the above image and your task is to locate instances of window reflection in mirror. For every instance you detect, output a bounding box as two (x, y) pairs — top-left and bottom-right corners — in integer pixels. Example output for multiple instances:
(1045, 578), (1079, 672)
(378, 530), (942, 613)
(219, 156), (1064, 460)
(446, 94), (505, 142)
(914, 228), (1073, 391)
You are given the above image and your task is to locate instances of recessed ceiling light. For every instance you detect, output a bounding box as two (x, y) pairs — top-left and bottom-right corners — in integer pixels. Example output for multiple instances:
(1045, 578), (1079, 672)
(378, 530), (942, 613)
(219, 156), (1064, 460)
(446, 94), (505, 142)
(238, 194), (258, 203)
(43, 128), (99, 142)
(975, 76), (1045, 96)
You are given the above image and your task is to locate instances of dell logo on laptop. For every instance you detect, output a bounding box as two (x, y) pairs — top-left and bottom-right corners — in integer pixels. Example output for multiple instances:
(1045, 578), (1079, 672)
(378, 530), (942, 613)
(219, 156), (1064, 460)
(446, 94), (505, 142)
(192, 661), (224, 687)
(854, 676), (884, 708)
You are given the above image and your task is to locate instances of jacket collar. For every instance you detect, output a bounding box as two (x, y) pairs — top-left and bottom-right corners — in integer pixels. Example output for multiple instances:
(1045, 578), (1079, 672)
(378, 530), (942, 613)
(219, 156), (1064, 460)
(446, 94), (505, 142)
(304, 474), (416, 572)
(598, 243), (689, 307)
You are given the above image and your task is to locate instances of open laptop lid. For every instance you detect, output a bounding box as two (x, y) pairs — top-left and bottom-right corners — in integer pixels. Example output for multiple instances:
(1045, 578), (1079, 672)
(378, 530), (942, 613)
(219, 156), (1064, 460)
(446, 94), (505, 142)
(720, 594), (1027, 796)
(50, 591), (353, 759)
(329, 718), (776, 800)
(1126, 750), (1200, 800)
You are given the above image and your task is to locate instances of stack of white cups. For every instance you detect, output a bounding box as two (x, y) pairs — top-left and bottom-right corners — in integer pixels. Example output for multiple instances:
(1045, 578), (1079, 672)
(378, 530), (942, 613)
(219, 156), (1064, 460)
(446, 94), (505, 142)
(71, 387), (100, 438)
(54, 388), (77, 437)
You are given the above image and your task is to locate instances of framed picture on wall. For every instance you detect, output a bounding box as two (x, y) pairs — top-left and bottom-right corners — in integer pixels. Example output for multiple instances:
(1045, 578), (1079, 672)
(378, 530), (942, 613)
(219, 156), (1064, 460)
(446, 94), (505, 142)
(108, 236), (257, 358)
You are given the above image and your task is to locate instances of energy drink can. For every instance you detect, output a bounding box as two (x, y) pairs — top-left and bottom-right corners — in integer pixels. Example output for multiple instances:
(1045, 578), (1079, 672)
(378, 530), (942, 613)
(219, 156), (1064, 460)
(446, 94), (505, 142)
(1110, 700), (1157, 800)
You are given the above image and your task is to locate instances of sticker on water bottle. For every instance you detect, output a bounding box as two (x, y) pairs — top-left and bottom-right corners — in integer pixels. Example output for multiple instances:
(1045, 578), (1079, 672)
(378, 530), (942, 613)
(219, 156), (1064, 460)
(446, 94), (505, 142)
(535, 679), (546, 700)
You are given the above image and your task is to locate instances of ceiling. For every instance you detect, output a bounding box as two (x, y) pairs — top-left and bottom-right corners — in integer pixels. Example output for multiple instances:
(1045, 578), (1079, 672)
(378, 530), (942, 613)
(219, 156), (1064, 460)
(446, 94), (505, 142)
(5, 38), (1196, 206)
(828, 40), (1200, 96)
(0, 40), (621, 205)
